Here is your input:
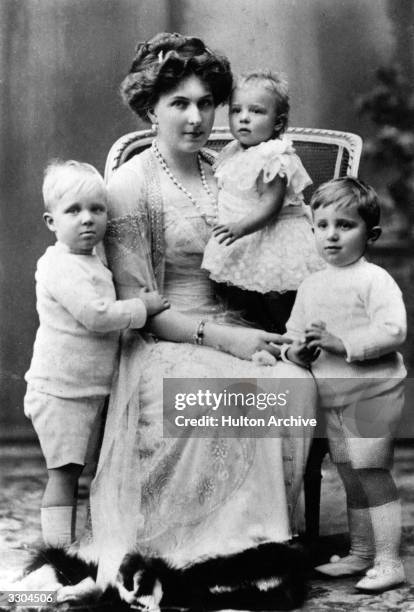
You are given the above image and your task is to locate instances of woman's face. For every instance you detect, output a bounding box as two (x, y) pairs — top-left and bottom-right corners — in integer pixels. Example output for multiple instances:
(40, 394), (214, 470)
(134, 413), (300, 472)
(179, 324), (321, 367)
(151, 75), (215, 154)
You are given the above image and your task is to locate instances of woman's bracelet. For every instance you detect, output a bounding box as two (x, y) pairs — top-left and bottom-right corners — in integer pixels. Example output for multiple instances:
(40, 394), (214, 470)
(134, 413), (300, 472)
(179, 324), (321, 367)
(279, 343), (291, 363)
(193, 320), (207, 345)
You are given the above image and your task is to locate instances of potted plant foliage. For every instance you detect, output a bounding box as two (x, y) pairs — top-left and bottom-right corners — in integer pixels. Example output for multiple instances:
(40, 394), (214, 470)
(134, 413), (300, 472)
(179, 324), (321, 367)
(357, 65), (414, 241)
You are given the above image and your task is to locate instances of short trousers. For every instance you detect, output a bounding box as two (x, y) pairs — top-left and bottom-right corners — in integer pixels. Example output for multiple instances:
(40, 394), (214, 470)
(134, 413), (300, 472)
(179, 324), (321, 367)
(325, 381), (404, 469)
(24, 387), (106, 469)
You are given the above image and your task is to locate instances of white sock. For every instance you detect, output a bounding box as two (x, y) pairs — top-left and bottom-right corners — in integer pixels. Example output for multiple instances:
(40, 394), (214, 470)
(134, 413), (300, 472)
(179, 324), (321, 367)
(369, 500), (402, 566)
(348, 507), (374, 562)
(41, 506), (76, 547)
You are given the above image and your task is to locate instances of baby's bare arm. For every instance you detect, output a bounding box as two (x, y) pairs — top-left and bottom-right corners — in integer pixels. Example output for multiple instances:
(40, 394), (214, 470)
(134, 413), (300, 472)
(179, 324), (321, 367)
(213, 175), (286, 246)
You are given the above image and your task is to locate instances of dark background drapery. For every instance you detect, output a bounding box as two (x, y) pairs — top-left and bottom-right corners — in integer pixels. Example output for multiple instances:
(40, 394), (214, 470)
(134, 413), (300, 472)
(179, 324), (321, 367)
(1, 0), (413, 436)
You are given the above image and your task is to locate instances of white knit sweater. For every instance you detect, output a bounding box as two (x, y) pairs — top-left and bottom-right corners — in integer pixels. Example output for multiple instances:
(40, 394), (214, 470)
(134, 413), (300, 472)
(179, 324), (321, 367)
(25, 242), (147, 398)
(286, 258), (407, 407)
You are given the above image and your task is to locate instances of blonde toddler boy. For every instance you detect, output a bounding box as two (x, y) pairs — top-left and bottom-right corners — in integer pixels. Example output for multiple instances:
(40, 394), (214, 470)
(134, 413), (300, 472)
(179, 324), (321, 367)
(24, 160), (169, 547)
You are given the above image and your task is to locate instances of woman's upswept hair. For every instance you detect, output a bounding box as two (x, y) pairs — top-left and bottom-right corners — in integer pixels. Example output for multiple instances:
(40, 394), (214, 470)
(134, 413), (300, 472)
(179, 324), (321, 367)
(310, 177), (380, 230)
(121, 32), (233, 120)
(235, 70), (290, 137)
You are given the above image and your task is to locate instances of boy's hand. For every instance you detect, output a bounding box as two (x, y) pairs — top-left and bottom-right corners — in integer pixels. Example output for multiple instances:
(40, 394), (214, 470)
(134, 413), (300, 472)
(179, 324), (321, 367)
(140, 289), (170, 316)
(305, 320), (346, 356)
(286, 339), (320, 367)
(212, 222), (246, 246)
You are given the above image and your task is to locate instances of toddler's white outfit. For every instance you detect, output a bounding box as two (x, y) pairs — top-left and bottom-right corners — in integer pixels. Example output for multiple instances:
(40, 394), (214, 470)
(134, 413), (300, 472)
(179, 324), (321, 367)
(25, 241), (147, 468)
(286, 258), (407, 467)
(202, 137), (325, 292)
(292, 258), (408, 592)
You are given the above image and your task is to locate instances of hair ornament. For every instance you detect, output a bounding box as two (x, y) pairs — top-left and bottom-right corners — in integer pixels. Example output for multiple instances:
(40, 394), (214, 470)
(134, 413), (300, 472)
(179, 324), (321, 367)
(121, 32), (233, 119)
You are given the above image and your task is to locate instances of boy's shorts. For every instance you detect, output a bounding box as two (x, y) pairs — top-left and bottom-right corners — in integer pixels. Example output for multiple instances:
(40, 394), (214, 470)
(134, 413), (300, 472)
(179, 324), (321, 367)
(325, 381), (404, 469)
(24, 387), (106, 469)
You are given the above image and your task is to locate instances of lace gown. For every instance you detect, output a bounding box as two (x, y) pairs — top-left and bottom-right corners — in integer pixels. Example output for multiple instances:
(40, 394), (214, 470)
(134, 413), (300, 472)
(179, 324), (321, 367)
(89, 150), (317, 585)
(202, 137), (325, 293)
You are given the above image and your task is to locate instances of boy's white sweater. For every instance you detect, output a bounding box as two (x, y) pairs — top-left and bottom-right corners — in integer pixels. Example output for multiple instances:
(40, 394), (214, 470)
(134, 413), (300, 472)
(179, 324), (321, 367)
(286, 258), (407, 407)
(25, 242), (147, 398)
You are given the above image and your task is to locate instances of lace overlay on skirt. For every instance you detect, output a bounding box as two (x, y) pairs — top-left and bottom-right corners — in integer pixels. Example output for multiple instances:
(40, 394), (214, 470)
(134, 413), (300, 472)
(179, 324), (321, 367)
(88, 152), (316, 585)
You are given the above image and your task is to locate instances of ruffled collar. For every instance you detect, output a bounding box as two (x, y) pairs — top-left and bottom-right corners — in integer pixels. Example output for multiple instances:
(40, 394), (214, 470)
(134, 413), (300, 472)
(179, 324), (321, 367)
(218, 135), (294, 164)
(215, 136), (298, 191)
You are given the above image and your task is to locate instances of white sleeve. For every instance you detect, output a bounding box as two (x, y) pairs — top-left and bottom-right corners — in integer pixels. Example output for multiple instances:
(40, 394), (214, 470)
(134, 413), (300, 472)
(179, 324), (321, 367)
(42, 258), (147, 333)
(285, 282), (308, 341)
(340, 270), (407, 361)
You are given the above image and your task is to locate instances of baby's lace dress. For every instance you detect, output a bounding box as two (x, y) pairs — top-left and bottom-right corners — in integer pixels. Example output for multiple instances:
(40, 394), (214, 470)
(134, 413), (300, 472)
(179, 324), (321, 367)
(202, 137), (325, 293)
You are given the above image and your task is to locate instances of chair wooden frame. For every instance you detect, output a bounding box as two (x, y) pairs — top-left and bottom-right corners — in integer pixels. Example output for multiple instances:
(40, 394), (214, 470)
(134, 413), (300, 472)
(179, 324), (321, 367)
(105, 126), (363, 541)
(105, 126), (362, 188)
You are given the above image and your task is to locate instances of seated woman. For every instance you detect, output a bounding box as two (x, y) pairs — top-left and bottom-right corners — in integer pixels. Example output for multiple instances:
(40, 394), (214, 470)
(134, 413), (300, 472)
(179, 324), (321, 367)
(91, 31), (317, 582)
(18, 33), (317, 610)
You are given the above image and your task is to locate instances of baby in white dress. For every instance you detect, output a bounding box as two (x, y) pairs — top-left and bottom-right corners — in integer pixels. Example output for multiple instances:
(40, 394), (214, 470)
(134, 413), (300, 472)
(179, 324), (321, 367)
(202, 70), (324, 332)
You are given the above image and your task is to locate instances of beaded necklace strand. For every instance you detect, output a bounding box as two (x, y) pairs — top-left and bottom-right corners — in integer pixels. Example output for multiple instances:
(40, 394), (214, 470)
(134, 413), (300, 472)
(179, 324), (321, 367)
(151, 140), (218, 227)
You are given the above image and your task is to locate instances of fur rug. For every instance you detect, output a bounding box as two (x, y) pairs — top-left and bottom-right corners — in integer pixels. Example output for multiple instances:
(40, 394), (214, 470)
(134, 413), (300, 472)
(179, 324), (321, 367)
(17, 541), (307, 611)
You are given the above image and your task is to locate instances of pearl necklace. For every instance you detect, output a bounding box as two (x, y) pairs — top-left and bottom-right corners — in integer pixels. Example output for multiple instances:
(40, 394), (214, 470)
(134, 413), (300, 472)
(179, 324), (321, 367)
(151, 141), (218, 226)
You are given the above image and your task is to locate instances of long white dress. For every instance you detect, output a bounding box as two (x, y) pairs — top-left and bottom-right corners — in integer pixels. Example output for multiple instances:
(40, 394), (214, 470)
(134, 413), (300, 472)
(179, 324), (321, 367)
(89, 148), (317, 585)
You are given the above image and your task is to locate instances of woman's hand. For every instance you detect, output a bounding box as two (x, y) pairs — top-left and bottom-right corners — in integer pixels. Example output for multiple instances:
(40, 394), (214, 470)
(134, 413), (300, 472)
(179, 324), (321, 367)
(206, 324), (289, 361)
(146, 311), (288, 362)
(212, 222), (246, 245)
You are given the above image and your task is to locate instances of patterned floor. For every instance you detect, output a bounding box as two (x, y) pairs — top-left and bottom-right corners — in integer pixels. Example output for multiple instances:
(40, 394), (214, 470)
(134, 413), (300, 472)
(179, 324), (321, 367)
(1, 441), (414, 611)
